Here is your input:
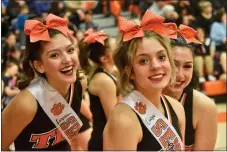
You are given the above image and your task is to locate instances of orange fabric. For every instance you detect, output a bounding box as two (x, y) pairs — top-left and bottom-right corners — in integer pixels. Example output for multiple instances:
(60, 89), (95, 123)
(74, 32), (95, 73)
(218, 112), (226, 123)
(83, 28), (108, 45)
(24, 13), (70, 43)
(164, 23), (202, 44)
(202, 80), (226, 96)
(110, 1), (121, 17)
(85, 1), (95, 11)
(118, 10), (169, 41)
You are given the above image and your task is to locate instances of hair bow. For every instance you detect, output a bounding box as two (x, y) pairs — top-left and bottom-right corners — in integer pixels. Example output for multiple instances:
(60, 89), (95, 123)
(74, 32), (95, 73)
(83, 28), (108, 45)
(24, 13), (70, 43)
(163, 23), (202, 44)
(118, 10), (170, 41)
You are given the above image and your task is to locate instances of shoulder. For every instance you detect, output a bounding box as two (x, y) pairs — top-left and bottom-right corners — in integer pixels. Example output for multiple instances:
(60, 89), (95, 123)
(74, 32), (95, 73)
(89, 72), (116, 93)
(193, 89), (216, 113)
(10, 89), (38, 117)
(164, 95), (184, 114)
(105, 103), (142, 140)
(2, 89), (38, 125)
(163, 95), (185, 122)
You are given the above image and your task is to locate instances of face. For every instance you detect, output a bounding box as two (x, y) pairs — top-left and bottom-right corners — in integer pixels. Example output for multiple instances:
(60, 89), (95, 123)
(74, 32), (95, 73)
(170, 46), (193, 93)
(131, 38), (171, 92)
(7, 34), (16, 47)
(9, 64), (19, 76)
(222, 13), (226, 23)
(204, 5), (212, 14)
(35, 34), (79, 86)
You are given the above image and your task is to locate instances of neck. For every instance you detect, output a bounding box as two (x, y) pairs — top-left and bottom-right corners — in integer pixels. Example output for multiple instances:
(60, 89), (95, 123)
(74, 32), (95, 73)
(138, 88), (162, 109)
(46, 78), (70, 99)
(102, 63), (116, 74)
(172, 91), (183, 101)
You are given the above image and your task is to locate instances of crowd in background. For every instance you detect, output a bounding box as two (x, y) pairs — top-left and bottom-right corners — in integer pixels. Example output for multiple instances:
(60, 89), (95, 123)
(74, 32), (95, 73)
(1, 0), (226, 109)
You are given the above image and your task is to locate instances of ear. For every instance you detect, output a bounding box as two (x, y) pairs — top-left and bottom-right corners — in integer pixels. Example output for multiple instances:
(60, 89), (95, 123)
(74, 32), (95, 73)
(100, 55), (109, 64)
(33, 60), (44, 74)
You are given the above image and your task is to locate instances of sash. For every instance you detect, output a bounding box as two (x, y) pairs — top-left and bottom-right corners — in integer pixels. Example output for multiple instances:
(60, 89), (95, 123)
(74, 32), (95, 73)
(26, 77), (83, 144)
(121, 90), (184, 151)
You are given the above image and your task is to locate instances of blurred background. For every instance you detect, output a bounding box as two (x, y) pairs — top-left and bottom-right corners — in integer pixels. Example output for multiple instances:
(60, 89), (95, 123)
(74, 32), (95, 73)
(1, 0), (226, 150)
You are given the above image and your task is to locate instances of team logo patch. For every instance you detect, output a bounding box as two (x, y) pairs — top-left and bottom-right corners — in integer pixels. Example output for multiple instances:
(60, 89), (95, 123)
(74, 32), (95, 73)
(134, 102), (147, 114)
(51, 103), (65, 116)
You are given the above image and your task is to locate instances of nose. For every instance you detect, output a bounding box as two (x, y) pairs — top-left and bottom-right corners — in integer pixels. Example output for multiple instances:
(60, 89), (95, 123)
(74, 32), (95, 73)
(176, 67), (184, 80)
(150, 58), (161, 70)
(62, 52), (71, 64)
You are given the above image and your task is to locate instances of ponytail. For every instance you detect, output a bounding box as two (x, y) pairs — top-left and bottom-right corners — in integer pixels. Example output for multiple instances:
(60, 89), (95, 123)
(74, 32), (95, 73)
(78, 40), (92, 75)
(17, 55), (35, 90)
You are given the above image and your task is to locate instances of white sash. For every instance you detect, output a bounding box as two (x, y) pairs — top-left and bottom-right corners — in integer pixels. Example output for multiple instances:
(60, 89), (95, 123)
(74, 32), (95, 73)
(121, 90), (184, 151)
(26, 77), (83, 145)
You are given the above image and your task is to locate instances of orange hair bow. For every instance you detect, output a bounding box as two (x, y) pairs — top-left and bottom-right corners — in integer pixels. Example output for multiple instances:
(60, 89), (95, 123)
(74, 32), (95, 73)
(83, 28), (108, 45)
(163, 23), (202, 44)
(118, 10), (170, 41)
(24, 13), (70, 43)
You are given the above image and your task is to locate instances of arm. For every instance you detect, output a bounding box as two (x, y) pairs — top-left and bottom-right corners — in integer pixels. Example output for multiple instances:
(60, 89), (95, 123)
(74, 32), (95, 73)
(1, 90), (37, 150)
(103, 103), (142, 150)
(4, 86), (20, 96)
(193, 90), (218, 150)
(80, 99), (92, 121)
(210, 23), (225, 43)
(89, 73), (118, 120)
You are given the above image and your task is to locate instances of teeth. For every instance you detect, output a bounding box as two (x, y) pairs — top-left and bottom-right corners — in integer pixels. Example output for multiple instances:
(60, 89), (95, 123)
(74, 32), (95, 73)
(175, 82), (182, 85)
(61, 66), (72, 72)
(151, 74), (163, 79)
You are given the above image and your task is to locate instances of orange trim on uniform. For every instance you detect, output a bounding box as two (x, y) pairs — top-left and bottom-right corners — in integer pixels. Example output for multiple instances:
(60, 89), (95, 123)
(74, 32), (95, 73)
(69, 83), (74, 106)
(161, 95), (172, 124)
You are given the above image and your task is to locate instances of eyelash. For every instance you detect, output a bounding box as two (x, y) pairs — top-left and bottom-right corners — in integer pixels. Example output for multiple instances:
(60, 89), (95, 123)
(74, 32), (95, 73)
(139, 59), (149, 65)
(184, 65), (192, 68)
(159, 55), (166, 61)
(50, 53), (58, 58)
(68, 48), (75, 53)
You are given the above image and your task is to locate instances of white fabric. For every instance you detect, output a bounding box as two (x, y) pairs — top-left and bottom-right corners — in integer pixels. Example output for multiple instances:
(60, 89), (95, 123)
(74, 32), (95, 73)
(121, 90), (184, 151)
(27, 77), (83, 144)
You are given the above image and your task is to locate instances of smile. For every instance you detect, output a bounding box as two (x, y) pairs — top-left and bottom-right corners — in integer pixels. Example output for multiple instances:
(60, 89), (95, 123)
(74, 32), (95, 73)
(60, 66), (73, 75)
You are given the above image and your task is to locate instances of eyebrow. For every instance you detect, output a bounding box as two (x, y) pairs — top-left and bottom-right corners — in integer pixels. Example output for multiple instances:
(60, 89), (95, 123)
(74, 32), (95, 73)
(137, 50), (166, 57)
(174, 60), (193, 64)
(47, 44), (73, 55)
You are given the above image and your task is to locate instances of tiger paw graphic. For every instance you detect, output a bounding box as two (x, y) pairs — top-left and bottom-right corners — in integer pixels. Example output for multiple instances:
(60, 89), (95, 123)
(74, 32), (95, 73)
(134, 102), (146, 114)
(51, 103), (65, 116)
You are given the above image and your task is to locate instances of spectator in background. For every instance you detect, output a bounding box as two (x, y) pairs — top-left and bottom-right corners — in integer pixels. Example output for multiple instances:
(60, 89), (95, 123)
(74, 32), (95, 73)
(1, 32), (17, 70)
(1, 62), (20, 109)
(196, 1), (214, 38)
(210, 8), (227, 51)
(49, 1), (66, 17)
(162, 4), (179, 23)
(15, 4), (29, 49)
(80, 11), (98, 31)
(6, 0), (21, 23)
(32, 0), (52, 16)
(194, 28), (216, 83)
(219, 52), (226, 80)
(175, 0), (196, 26)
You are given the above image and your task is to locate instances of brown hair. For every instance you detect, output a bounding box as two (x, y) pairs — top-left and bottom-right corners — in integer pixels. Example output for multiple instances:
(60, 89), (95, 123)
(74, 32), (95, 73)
(114, 31), (176, 96)
(78, 37), (110, 75)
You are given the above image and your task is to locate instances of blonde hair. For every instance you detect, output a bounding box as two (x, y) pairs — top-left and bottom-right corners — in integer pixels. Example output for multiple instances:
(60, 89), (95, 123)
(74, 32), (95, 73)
(199, 1), (212, 12)
(114, 31), (176, 96)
